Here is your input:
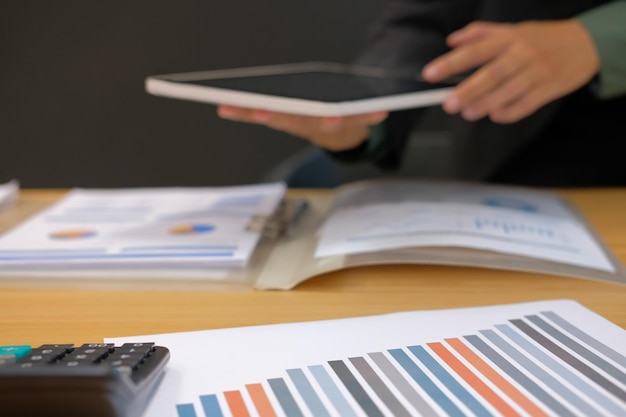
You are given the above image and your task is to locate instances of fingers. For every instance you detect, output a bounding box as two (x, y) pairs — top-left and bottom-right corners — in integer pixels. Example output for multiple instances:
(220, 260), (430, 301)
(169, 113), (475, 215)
(446, 21), (501, 47)
(424, 20), (601, 124)
(423, 22), (507, 83)
(445, 42), (538, 119)
(488, 86), (553, 124)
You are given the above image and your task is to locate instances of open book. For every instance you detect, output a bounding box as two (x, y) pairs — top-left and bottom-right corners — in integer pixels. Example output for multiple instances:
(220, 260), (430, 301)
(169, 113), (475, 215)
(0, 179), (624, 290)
(254, 179), (626, 289)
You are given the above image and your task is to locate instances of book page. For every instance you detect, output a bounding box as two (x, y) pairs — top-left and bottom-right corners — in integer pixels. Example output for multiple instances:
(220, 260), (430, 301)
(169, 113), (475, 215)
(316, 180), (615, 272)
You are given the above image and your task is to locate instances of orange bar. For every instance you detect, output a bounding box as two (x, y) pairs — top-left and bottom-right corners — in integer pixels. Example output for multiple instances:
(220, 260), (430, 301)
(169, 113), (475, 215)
(428, 342), (520, 417)
(224, 390), (251, 417)
(445, 338), (549, 417)
(246, 384), (277, 417)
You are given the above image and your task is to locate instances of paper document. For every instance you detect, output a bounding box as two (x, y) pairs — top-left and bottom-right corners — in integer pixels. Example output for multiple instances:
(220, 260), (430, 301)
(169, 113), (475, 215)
(0, 180), (18, 208)
(0, 183), (285, 269)
(316, 181), (614, 272)
(107, 300), (626, 417)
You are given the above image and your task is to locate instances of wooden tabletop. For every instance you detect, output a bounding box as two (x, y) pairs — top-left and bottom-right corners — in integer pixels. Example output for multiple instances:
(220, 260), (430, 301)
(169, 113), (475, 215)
(1, 188), (625, 347)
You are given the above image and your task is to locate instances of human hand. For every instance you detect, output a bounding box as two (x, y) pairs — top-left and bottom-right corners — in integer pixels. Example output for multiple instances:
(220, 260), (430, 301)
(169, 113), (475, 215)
(217, 105), (388, 151)
(422, 20), (600, 123)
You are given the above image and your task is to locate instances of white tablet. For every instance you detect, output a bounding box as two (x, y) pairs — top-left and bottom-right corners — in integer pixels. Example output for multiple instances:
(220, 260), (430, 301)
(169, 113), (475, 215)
(145, 62), (455, 117)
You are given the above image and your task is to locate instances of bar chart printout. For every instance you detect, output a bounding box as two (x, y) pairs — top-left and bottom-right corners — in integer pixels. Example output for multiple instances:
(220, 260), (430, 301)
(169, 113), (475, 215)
(105, 300), (626, 417)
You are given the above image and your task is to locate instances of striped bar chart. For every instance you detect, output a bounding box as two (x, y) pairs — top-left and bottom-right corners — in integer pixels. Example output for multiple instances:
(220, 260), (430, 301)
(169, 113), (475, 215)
(174, 310), (626, 417)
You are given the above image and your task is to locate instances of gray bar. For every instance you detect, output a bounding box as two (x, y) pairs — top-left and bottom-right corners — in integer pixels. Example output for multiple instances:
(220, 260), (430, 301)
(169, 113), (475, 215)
(496, 324), (626, 416)
(465, 334), (576, 417)
(526, 314), (626, 384)
(542, 311), (626, 368)
(527, 315), (626, 386)
(268, 377), (304, 417)
(388, 348), (465, 417)
(329, 360), (385, 417)
(482, 329), (604, 417)
(368, 352), (440, 417)
(349, 356), (412, 417)
(512, 318), (626, 402)
(286, 368), (331, 417)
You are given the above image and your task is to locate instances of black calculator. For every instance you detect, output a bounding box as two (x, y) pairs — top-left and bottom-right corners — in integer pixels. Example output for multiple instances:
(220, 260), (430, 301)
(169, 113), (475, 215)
(0, 342), (169, 417)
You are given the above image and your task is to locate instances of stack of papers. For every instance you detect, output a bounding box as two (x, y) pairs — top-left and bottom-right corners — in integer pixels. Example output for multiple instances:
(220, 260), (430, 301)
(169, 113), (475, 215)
(0, 183), (286, 270)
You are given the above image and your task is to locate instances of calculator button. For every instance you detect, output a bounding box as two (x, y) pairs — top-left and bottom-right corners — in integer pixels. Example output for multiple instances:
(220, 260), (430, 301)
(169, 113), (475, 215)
(0, 345), (32, 361)
(80, 343), (114, 349)
(107, 353), (145, 369)
(15, 361), (50, 368)
(117, 343), (154, 355)
(0, 342), (170, 417)
(71, 346), (111, 360)
(63, 353), (102, 362)
(21, 353), (58, 363)
(38, 344), (74, 351)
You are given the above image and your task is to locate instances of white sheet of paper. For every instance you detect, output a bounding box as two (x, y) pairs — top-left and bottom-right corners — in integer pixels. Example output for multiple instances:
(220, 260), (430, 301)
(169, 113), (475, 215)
(0, 179), (18, 208)
(0, 183), (285, 269)
(106, 300), (626, 417)
(315, 182), (614, 272)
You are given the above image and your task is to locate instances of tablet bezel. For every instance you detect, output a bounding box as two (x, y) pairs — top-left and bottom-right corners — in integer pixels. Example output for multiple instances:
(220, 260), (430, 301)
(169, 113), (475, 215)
(145, 62), (454, 116)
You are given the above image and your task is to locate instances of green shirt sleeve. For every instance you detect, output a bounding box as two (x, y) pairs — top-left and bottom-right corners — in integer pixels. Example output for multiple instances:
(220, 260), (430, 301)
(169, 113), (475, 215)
(576, 1), (626, 98)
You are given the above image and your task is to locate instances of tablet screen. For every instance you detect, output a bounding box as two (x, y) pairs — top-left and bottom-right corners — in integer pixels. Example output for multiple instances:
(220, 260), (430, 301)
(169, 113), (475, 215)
(179, 71), (450, 103)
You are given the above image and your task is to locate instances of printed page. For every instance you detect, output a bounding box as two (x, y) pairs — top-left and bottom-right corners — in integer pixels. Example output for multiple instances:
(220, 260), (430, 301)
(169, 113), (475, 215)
(0, 183), (285, 269)
(315, 181), (615, 272)
(107, 300), (626, 417)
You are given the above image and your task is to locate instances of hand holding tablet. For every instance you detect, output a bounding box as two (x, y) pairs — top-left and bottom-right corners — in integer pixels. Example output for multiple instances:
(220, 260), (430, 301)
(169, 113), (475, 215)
(145, 62), (454, 150)
(217, 105), (389, 151)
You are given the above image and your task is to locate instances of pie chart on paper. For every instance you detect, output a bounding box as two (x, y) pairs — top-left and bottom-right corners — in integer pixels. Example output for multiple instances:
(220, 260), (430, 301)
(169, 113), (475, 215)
(168, 224), (215, 235)
(49, 229), (97, 239)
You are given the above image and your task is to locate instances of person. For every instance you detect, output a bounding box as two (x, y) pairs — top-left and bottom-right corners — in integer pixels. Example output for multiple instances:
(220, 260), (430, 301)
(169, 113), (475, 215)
(217, 0), (626, 186)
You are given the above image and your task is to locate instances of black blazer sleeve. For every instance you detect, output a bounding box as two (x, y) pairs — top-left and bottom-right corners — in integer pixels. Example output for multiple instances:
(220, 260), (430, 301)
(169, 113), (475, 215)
(333, 0), (480, 170)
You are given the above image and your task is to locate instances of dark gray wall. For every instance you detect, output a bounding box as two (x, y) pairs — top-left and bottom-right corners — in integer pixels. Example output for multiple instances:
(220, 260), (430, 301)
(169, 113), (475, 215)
(0, 1), (383, 187)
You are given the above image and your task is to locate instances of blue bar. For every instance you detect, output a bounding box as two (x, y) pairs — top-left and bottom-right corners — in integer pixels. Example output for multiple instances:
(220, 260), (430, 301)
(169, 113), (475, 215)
(287, 368), (331, 417)
(368, 352), (439, 417)
(526, 315), (626, 386)
(176, 403), (198, 417)
(268, 377), (304, 417)
(511, 318), (626, 403)
(481, 329), (603, 417)
(199, 394), (224, 417)
(309, 365), (358, 417)
(407, 345), (493, 417)
(388, 348), (465, 417)
(465, 334), (575, 417)
(496, 324), (626, 416)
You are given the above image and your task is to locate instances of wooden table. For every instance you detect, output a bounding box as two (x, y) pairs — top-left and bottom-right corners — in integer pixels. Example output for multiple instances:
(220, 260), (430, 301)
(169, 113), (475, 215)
(1, 188), (625, 347)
